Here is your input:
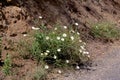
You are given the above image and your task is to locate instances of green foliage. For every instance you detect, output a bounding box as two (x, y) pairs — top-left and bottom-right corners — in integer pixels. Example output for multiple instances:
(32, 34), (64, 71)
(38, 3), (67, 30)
(2, 54), (12, 75)
(91, 22), (120, 40)
(22, 66), (47, 80)
(17, 40), (32, 59)
(30, 25), (90, 67)
(32, 66), (47, 80)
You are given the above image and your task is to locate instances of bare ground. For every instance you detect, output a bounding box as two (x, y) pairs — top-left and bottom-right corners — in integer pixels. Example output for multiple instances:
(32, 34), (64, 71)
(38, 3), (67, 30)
(48, 41), (120, 80)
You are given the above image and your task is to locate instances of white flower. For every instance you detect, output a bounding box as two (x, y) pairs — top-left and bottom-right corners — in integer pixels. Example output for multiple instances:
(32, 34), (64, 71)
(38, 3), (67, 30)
(87, 55), (90, 58)
(39, 16), (42, 19)
(45, 65), (49, 69)
(44, 52), (48, 56)
(53, 55), (57, 59)
(71, 30), (75, 33)
(61, 38), (65, 41)
(63, 26), (67, 29)
(41, 53), (43, 56)
(66, 60), (69, 63)
(80, 46), (85, 50)
(77, 32), (80, 35)
(79, 40), (82, 42)
(79, 49), (82, 53)
(86, 52), (89, 55)
(70, 36), (74, 40)
(46, 36), (49, 40)
(58, 70), (62, 74)
(54, 27), (57, 30)
(96, 26), (98, 28)
(57, 37), (61, 40)
(83, 42), (86, 45)
(83, 51), (89, 55)
(76, 66), (80, 70)
(23, 34), (27, 37)
(62, 33), (67, 37)
(46, 50), (50, 53)
(75, 22), (79, 26)
(32, 26), (40, 30)
(57, 48), (61, 52)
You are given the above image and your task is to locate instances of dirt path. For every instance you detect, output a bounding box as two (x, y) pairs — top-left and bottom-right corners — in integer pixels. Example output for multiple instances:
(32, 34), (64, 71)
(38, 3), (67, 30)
(53, 46), (120, 80)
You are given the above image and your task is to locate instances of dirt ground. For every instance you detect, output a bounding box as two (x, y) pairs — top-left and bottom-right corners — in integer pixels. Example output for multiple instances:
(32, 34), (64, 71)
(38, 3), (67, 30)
(0, 0), (120, 80)
(48, 41), (120, 80)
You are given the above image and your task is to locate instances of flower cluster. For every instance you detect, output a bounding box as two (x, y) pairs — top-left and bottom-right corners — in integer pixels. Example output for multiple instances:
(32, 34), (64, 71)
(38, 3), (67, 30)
(30, 17), (90, 69)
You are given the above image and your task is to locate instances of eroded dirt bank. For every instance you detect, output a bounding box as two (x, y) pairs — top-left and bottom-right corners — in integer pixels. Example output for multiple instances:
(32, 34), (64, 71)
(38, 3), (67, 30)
(1, 0), (120, 33)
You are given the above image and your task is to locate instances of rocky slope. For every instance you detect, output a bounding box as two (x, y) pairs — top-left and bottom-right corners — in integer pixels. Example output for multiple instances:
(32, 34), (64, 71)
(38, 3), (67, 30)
(1, 0), (120, 32)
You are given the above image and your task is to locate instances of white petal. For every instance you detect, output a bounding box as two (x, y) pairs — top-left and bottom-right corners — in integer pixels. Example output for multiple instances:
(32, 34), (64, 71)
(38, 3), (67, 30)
(71, 30), (75, 33)
(83, 42), (86, 45)
(75, 23), (79, 26)
(46, 50), (50, 53)
(45, 65), (49, 69)
(23, 34), (27, 37)
(61, 38), (65, 41)
(70, 36), (74, 40)
(54, 27), (57, 30)
(79, 49), (82, 53)
(76, 66), (80, 70)
(83, 51), (89, 55)
(32, 26), (40, 30)
(58, 70), (62, 74)
(80, 46), (85, 50)
(66, 60), (69, 63)
(57, 49), (61, 52)
(77, 32), (80, 35)
(46, 36), (49, 40)
(39, 16), (42, 19)
(53, 55), (57, 59)
(44, 52), (48, 56)
(63, 26), (67, 29)
(87, 55), (90, 58)
(41, 53), (43, 56)
(57, 37), (61, 40)
(79, 40), (82, 42)
(63, 33), (67, 37)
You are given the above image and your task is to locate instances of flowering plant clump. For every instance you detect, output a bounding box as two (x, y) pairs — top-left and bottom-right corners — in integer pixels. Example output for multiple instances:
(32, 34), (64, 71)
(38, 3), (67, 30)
(30, 25), (90, 68)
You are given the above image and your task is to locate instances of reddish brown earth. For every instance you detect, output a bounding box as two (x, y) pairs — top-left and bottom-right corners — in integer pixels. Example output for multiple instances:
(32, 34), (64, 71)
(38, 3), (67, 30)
(1, 0), (120, 40)
(0, 0), (120, 80)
